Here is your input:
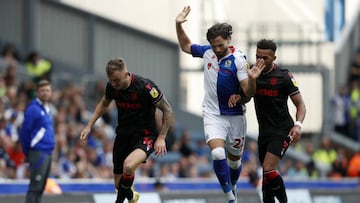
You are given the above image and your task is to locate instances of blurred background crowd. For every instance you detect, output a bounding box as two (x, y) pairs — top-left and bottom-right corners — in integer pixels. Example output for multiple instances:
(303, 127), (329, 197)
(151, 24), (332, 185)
(0, 42), (359, 184)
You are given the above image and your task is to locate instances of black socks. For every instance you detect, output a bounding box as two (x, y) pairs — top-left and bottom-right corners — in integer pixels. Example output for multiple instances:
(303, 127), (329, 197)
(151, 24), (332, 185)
(262, 170), (287, 203)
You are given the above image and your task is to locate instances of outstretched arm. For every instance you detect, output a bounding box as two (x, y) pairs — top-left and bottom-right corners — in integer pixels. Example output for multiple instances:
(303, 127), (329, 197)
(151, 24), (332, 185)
(176, 6), (192, 54)
(154, 95), (174, 157)
(80, 96), (111, 144)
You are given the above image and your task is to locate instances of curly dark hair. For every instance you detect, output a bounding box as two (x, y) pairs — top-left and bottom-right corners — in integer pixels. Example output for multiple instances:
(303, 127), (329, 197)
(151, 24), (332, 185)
(206, 23), (232, 41)
(256, 39), (277, 52)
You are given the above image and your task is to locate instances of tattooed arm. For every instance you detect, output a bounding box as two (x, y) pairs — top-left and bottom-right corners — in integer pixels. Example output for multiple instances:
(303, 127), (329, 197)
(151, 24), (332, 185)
(154, 95), (174, 157)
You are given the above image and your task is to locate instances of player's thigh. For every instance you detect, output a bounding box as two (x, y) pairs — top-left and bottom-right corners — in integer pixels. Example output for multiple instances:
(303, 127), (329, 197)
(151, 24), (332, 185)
(262, 152), (281, 171)
(123, 148), (147, 173)
(113, 134), (131, 174)
(204, 113), (228, 144)
(266, 133), (290, 159)
(226, 115), (246, 157)
(258, 132), (288, 163)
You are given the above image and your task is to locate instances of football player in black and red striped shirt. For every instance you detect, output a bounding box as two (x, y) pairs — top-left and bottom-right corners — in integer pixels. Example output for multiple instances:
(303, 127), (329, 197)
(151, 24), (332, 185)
(253, 39), (306, 203)
(80, 58), (174, 203)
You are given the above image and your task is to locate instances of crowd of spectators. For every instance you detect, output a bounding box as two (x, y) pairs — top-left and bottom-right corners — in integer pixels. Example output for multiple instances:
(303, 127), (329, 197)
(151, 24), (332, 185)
(333, 46), (360, 141)
(0, 42), (359, 184)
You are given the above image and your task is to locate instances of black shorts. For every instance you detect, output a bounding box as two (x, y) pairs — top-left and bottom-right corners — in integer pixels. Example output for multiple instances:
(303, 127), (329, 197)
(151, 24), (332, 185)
(113, 128), (157, 174)
(258, 132), (291, 164)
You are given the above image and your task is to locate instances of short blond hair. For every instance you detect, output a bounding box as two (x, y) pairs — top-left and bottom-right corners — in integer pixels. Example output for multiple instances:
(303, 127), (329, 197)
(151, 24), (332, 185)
(106, 58), (126, 75)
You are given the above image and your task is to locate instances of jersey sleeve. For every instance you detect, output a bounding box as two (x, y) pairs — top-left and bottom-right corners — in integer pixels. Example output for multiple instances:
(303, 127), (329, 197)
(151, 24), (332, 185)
(20, 104), (38, 155)
(144, 80), (163, 104)
(284, 70), (300, 96)
(234, 51), (249, 82)
(190, 44), (211, 58)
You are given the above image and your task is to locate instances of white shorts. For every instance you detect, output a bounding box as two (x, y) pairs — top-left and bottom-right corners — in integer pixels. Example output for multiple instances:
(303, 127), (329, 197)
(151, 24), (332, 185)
(203, 113), (246, 157)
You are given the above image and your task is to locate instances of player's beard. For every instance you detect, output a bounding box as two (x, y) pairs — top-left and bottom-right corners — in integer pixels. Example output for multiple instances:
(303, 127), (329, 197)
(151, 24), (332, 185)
(215, 49), (227, 59)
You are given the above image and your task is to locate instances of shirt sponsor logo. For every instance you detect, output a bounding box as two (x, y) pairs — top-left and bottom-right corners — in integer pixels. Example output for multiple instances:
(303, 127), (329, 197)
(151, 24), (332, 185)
(219, 68), (232, 75)
(117, 102), (141, 109)
(256, 89), (279, 97)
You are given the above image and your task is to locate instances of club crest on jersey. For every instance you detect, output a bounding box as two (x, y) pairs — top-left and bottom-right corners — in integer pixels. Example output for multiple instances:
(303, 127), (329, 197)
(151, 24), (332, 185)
(224, 60), (232, 67)
(270, 77), (277, 85)
(130, 92), (137, 100)
(149, 87), (159, 98)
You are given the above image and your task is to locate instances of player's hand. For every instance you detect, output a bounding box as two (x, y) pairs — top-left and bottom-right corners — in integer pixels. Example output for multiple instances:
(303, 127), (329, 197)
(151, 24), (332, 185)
(228, 94), (241, 108)
(248, 58), (265, 79)
(288, 126), (301, 144)
(176, 6), (191, 24)
(79, 127), (91, 144)
(154, 135), (167, 157)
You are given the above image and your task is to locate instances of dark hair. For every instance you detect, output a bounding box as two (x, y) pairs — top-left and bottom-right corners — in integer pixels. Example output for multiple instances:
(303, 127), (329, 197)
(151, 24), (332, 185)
(37, 79), (51, 89)
(106, 58), (126, 75)
(257, 39), (277, 52)
(206, 23), (232, 41)
(1, 43), (20, 61)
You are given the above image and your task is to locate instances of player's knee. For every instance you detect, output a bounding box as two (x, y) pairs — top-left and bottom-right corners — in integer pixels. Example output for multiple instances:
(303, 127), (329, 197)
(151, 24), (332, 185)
(211, 147), (226, 160)
(227, 158), (241, 169)
(123, 161), (137, 175)
(123, 165), (134, 175)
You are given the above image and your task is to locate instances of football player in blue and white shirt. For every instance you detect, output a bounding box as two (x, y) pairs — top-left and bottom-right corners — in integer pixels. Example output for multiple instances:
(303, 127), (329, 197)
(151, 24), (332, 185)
(176, 6), (265, 203)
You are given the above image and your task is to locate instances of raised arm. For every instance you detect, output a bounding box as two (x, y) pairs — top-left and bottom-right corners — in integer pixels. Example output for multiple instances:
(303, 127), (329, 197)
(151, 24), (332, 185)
(154, 95), (174, 157)
(175, 6), (192, 54)
(243, 59), (265, 97)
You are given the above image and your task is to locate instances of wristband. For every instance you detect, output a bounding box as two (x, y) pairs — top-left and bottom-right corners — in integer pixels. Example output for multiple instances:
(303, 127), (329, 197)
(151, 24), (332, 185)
(294, 121), (303, 129)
